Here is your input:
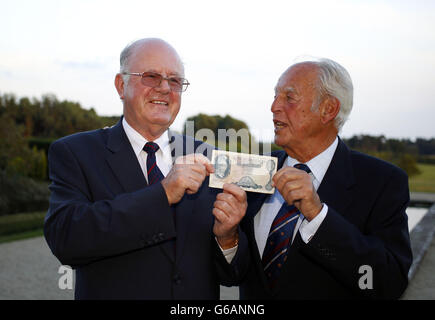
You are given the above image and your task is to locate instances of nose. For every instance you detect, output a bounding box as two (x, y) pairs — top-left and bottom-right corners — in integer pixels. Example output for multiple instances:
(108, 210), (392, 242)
(154, 78), (171, 94)
(271, 96), (280, 113)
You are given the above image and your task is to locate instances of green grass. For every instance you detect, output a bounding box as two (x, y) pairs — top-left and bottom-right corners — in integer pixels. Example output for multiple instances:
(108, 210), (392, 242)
(409, 163), (435, 193)
(0, 211), (45, 244)
(0, 228), (43, 244)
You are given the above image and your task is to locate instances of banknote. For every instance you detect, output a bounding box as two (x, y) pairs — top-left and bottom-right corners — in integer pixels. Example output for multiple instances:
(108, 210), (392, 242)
(209, 150), (278, 194)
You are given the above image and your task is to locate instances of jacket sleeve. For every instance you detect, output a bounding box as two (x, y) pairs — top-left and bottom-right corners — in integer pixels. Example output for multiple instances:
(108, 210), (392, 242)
(44, 139), (176, 268)
(299, 168), (412, 299)
(213, 225), (251, 287)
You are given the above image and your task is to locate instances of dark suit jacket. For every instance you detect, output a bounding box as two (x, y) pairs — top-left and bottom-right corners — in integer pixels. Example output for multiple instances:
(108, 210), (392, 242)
(44, 118), (248, 300)
(239, 139), (412, 299)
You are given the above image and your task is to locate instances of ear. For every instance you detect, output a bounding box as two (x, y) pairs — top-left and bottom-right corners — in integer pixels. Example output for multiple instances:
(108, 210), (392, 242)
(114, 73), (125, 100)
(319, 96), (340, 125)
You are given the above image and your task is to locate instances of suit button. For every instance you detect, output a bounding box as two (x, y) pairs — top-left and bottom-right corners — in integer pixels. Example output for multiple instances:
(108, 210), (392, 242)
(173, 274), (181, 285)
(158, 233), (165, 240)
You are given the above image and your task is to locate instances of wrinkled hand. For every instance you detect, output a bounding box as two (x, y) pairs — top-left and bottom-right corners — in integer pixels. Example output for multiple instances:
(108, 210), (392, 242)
(272, 167), (322, 221)
(161, 153), (214, 205)
(213, 183), (247, 249)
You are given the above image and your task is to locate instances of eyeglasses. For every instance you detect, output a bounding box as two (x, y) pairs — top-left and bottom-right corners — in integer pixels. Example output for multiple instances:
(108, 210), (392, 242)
(121, 71), (190, 92)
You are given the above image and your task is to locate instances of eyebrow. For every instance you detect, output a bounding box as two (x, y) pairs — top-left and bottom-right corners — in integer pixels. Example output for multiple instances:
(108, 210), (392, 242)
(275, 86), (298, 95)
(145, 69), (184, 78)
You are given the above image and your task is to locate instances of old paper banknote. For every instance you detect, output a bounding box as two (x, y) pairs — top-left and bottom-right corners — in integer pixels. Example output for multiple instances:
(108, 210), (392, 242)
(209, 150), (278, 194)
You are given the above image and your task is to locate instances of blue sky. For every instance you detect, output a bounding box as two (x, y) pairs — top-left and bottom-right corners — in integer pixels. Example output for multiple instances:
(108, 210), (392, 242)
(1, 0), (435, 141)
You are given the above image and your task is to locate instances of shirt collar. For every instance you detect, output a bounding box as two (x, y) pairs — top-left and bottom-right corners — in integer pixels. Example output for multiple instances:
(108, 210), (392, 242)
(122, 117), (171, 158)
(285, 137), (339, 185)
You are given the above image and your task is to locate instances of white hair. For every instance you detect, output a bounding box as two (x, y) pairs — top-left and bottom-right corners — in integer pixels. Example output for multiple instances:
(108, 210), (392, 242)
(310, 58), (353, 131)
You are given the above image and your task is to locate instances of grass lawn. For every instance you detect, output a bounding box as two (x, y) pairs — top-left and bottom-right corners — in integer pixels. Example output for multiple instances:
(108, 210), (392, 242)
(409, 163), (435, 193)
(0, 211), (45, 244)
(0, 229), (43, 244)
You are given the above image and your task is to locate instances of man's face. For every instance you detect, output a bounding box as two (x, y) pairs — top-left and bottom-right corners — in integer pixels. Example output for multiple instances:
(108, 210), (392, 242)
(271, 63), (323, 149)
(215, 155), (230, 178)
(117, 41), (184, 139)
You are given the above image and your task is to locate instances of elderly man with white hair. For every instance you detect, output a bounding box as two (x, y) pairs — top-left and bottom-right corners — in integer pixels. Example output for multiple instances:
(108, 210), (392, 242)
(234, 58), (412, 299)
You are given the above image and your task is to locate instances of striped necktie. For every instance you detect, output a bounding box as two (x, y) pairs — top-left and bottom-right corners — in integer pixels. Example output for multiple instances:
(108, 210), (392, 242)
(143, 142), (164, 185)
(262, 163), (311, 289)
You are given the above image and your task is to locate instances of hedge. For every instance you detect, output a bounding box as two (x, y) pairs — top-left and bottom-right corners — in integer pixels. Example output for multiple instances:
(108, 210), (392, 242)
(0, 211), (45, 236)
(0, 171), (49, 215)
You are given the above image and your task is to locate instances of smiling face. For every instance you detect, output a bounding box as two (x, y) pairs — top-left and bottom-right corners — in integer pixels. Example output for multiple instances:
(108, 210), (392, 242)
(271, 63), (326, 161)
(115, 39), (184, 140)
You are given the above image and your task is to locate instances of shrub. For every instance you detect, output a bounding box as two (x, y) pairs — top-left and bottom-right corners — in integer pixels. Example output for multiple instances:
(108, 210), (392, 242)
(0, 212), (45, 236)
(27, 137), (55, 155)
(5, 147), (47, 180)
(0, 170), (49, 215)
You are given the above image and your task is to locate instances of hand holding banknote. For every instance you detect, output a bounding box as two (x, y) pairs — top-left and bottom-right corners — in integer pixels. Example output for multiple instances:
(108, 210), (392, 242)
(209, 150), (278, 194)
(162, 153), (214, 205)
(213, 183), (247, 249)
(210, 150), (276, 249)
(272, 166), (323, 221)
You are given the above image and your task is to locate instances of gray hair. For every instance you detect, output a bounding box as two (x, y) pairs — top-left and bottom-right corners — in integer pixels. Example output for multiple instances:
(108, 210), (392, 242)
(119, 38), (184, 82)
(311, 58), (353, 131)
(120, 40), (136, 73)
(119, 40), (139, 84)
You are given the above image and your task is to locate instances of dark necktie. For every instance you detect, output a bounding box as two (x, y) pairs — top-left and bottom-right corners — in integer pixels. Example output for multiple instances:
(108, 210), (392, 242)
(144, 142), (176, 254)
(143, 142), (164, 185)
(262, 163), (312, 289)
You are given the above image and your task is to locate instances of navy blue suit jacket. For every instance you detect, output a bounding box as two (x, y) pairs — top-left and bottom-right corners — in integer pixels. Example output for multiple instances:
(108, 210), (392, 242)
(239, 139), (412, 299)
(44, 119), (248, 299)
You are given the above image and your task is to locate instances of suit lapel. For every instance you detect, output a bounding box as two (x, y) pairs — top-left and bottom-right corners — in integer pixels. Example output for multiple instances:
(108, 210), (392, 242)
(160, 131), (188, 264)
(105, 120), (177, 262)
(105, 119), (148, 193)
(174, 188), (201, 262)
(272, 139), (356, 294)
(245, 150), (287, 294)
(169, 133), (203, 263)
(169, 130), (197, 161)
(317, 138), (355, 216)
(248, 143), (356, 295)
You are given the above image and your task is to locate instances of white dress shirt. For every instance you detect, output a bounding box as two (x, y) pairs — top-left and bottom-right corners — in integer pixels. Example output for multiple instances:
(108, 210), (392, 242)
(124, 119), (239, 262)
(221, 138), (339, 263)
(122, 118), (173, 182)
(254, 137), (339, 257)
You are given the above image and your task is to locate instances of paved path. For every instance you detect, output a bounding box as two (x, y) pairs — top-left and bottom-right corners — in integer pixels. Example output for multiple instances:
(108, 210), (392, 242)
(0, 236), (238, 300)
(0, 207), (431, 300)
(410, 192), (435, 204)
(401, 235), (435, 299)
(0, 237), (73, 300)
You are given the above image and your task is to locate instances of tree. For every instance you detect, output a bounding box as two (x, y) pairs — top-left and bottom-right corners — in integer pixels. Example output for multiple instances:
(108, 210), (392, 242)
(397, 154), (421, 177)
(183, 113), (259, 153)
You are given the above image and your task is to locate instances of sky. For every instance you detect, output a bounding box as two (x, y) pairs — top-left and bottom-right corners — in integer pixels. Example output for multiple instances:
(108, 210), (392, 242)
(1, 0), (435, 141)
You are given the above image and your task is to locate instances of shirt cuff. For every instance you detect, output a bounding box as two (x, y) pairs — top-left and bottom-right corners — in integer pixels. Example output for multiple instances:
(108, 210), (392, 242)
(215, 237), (238, 264)
(299, 204), (328, 243)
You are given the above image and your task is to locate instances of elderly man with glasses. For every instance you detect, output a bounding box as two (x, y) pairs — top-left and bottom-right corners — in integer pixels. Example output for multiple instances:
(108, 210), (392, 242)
(44, 38), (249, 299)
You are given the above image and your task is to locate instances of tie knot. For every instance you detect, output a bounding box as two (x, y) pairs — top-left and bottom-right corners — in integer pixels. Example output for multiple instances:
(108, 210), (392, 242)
(143, 142), (160, 154)
(294, 163), (311, 174)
